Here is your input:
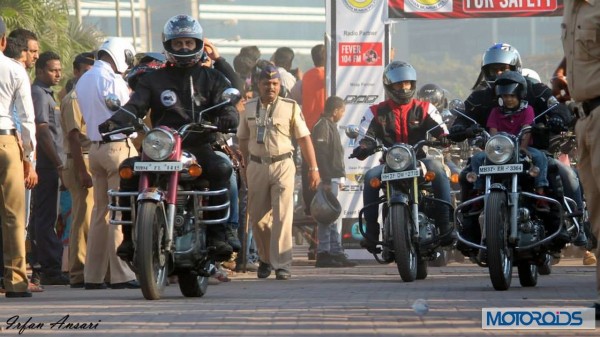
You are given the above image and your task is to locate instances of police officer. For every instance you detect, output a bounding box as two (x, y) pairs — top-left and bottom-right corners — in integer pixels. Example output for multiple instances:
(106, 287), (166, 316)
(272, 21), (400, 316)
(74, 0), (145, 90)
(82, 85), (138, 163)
(101, 15), (239, 262)
(351, 61), (453, 251)
(561, 2), (600, 319)
(237, 64), (320, 280)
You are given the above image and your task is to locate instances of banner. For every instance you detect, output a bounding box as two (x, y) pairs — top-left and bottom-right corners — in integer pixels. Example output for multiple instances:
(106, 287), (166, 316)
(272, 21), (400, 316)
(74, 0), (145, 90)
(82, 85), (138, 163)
(388, 0), (563, 19)
(326, 0), (390, 250)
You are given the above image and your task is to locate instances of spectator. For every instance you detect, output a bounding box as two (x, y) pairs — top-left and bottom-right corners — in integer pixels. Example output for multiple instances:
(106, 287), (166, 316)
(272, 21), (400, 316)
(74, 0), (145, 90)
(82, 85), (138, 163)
(271, 47), (296, 92)
(30, 51), (68, 286)
(60, 52), (94, 288)
(312, 96), (355, 268)
(8, 28), (38, 70)
(237, 65), (320, 280)
(0, 17), (37, 298)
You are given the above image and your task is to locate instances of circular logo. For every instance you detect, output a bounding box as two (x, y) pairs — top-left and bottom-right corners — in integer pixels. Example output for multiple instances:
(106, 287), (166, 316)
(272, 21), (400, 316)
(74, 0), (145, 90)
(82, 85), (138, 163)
(406, 0), (450, 10)
(160, 90), (177, 107)
(343, 0), (377, 13)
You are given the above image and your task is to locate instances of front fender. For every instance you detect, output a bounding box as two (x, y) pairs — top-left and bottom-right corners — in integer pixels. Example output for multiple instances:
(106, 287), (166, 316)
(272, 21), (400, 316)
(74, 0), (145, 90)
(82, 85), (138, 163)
(137, 187), (165, 203)
(389, 193), (409, 206)
(488, 183), (507, 192)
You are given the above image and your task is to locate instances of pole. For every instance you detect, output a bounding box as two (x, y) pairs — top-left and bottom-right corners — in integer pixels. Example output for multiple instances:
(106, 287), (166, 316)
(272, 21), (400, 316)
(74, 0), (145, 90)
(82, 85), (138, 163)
(146, 6), (152, 51)
(130, 0), (137, 47)
(75, 0), (82, 26)
(116, 0), (122, 37)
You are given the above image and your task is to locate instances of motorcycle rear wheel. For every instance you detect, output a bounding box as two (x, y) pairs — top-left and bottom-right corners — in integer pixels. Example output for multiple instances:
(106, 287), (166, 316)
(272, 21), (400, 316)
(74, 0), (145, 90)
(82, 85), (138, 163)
(391, 205), (417, 282)
(136, 201), (168, 300)
(485, 191), (513, 291)
(517, 263), (538, 287)
(178, 270), (208, 297)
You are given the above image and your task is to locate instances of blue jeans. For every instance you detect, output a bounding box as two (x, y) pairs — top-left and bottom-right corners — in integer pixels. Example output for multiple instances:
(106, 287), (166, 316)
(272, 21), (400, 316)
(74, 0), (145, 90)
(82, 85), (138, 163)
(363, 158), (451, 232)
(316, 180), (343, 254)
(470, 147), (549, 190)
(554, 159), (583, 210)
(214, 150), (239, 229)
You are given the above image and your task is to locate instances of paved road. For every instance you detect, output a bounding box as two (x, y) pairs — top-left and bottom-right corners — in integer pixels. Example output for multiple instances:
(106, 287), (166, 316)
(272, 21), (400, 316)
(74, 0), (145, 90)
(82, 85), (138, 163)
(0, 246), (597, 337)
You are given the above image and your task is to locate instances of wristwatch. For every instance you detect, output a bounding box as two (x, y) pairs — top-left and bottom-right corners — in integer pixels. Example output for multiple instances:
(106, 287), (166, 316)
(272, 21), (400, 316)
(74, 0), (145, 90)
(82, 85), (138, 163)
(309, 167), (319, 172)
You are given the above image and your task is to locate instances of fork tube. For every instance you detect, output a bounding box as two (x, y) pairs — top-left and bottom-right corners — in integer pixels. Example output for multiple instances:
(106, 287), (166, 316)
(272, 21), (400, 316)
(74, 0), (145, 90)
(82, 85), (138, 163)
(509, 173), (519, 241)
(412, 177), (419, 234)
(165, 172), (180, 251)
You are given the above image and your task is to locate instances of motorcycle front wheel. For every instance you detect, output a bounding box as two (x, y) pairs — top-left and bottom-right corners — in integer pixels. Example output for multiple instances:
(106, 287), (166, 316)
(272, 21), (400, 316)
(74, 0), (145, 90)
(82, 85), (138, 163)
(485, 191), (513, 291)
(135, 201), (168, 300)
(391, 205), (417, 282)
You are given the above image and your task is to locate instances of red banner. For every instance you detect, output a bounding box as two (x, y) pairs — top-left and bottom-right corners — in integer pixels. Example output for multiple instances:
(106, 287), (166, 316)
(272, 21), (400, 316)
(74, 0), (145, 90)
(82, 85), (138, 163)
(388, 0), (563, 19)
(338, 42), (383, 67)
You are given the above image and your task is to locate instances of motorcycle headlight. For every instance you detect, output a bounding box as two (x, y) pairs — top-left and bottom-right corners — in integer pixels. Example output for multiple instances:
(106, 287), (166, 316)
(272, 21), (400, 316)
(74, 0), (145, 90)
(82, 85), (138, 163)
(385, 146), (412, 171)
(142, 129), (175, 161)
(485, 135), (514, 164)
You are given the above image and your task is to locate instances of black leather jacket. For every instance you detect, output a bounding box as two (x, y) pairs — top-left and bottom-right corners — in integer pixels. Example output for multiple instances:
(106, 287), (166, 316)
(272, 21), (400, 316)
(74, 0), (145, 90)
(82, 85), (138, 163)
(122, 63), (238, 145)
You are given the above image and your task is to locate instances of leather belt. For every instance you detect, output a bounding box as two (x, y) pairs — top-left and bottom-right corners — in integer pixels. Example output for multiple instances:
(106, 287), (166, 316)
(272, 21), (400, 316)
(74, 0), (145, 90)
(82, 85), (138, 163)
(0, 129), (17, 136)
(581, 96), (600, 117)
(67, 153), (89, 159)
(250, 152), (292, 165)
(92, 139), (127, 145)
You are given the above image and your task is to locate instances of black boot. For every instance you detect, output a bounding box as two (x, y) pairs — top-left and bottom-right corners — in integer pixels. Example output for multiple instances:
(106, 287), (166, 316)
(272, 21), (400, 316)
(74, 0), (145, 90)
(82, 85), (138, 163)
(117, 226), (134, 261)
(437, 222), (455, 247)
(225, 225), (242, 252)
(360, 223), (380, 253)
(207, 225), (234, 262)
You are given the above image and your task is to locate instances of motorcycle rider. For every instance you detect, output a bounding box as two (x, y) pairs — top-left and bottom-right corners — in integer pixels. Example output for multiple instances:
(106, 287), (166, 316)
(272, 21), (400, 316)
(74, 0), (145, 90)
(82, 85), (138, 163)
(448, 43), (584, 249)
(99, 14), (239, 261)
(351, 61), (453, 252)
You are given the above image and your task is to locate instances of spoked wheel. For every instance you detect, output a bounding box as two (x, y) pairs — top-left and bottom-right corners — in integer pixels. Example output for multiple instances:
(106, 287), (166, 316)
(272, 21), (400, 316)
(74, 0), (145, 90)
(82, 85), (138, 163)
(517, 263), (538, 287)
(391, 205), (417, 282)
(485, 191), (513, 291)
(178, 269), (209, 297)
(416, 253), (428, 280)
(135, 201), (168, 300)
(538, 253), (552, 276)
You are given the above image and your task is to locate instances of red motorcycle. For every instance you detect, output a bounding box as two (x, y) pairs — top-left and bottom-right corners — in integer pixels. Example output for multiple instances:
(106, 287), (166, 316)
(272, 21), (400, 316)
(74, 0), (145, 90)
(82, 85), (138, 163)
(103, 88), (239, 300)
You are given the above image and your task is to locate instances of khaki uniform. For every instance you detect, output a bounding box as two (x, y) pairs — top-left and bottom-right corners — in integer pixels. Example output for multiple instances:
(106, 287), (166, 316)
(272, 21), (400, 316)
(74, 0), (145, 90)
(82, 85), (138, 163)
(562, 0), (600, 302)
(60, 89), (93, 285)
(237, 97), (310, 270)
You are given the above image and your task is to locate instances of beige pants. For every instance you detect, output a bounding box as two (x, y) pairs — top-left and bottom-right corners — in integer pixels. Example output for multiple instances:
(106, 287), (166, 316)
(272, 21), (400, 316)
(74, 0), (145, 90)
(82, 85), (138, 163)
(575, 107), (600, 303)
(84, 141), (137, 284)
(246, 158), (295, 271)
(0, 134), (28, 292)
(62, 156), (93, 284)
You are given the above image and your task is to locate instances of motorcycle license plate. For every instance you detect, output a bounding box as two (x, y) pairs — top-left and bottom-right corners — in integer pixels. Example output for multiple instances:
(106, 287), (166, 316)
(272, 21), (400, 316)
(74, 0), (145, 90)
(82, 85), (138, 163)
(134, 162), (183, 172)
(381, 169), (419, 181)
(478, 164), (523, 175)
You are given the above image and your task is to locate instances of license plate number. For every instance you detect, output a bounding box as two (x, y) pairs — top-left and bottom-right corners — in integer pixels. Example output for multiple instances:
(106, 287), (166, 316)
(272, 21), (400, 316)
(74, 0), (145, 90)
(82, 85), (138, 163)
(479, 164), (523, 174)
(381, 169), (419, 181)
(134, 162), (183, 172)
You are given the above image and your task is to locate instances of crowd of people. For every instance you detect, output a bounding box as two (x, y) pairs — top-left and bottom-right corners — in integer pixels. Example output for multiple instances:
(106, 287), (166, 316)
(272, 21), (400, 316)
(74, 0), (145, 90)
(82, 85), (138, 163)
(0, 8), (598, 319)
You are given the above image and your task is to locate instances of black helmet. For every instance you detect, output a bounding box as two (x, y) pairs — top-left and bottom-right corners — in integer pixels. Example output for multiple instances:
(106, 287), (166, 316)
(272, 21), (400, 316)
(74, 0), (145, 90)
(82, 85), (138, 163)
(481, 43), (522, 82)
(383, 61), (417, 104)
(310, 186), (342, 224)
(126, 57), (166, 90)
(162, 15), (204, 67)
(494, 71), (528, 113)
(417, 83), (447, 111)
(494, 70), (527, 99)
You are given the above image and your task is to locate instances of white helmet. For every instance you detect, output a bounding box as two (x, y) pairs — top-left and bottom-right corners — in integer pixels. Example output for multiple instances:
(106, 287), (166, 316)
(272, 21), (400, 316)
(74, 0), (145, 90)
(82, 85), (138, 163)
(521, 68), (541, 84)
(99, 37), (135, 74)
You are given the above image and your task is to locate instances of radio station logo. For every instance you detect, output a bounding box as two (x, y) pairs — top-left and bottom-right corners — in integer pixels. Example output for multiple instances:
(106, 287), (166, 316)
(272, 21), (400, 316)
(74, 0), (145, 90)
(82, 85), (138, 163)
(404, 0), (453, 12)
(343, 0), (378, 13)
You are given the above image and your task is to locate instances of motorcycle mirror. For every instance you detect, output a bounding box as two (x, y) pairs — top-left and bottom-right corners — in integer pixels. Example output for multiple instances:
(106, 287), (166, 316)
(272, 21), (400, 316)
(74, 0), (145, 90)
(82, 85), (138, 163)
(448, 99), (465, 114)
(221, 88), (241, 104)
(547, 96), (559, 108)
(105, 94), (122, 112)
(345, 125), (360, 139)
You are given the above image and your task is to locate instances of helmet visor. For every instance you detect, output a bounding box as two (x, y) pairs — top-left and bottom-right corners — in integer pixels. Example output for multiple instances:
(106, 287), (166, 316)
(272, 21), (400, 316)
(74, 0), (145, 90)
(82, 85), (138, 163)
(495, 83), (520, 97)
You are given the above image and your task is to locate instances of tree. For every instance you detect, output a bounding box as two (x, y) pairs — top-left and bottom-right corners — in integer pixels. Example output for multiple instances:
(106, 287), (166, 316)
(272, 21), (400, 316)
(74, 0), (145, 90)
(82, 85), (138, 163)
(1, 0), (102, 82)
